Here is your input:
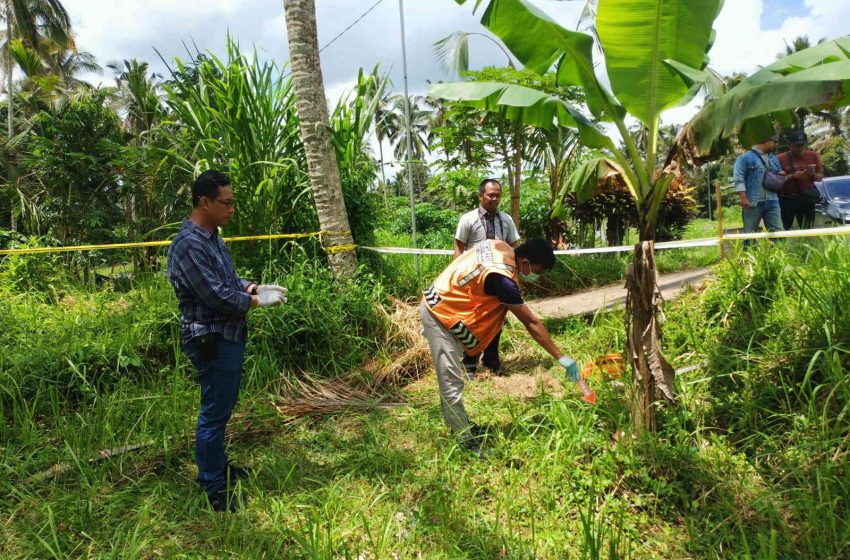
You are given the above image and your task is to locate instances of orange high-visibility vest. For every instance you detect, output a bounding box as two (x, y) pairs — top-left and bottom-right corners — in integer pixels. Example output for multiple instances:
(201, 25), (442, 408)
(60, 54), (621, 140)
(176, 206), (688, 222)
(422, 240), (518, 355)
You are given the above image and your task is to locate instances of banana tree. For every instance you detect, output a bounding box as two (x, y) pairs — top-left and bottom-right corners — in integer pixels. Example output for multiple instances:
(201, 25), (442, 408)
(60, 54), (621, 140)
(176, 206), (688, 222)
(433, 2), (850, 432)
(430, 0), (724, 432)
(679, 35), (850, 161)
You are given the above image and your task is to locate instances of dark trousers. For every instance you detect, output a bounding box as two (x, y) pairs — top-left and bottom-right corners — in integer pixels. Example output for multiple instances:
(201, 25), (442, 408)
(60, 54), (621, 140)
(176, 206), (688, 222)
(779, 196), (816, 230)
(462, 329), (502, 372)
(184, 336), (246, 495)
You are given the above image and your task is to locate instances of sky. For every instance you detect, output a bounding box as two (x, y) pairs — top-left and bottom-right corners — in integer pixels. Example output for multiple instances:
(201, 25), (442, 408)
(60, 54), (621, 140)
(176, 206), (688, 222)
(61, 0), (850, 170)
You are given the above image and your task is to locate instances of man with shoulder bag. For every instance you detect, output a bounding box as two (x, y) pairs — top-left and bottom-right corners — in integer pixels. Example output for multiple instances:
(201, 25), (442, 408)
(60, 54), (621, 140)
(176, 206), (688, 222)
(732, 133), (786, 234)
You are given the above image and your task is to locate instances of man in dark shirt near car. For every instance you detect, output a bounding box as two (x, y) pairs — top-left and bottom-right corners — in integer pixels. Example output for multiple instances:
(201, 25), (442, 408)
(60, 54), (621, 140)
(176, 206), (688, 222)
(778, 131), (825, 230)
(167, 170), (287, 512)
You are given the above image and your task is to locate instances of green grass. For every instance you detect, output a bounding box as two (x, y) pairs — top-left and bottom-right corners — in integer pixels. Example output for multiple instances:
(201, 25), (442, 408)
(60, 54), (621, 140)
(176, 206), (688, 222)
(3, 236), (849, 558)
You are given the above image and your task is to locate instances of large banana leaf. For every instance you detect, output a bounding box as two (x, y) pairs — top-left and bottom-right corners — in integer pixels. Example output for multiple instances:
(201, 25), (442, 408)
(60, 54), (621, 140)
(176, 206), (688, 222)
(596, 0), (723, 129)
(684, 36), (850, 158)
(427, 81), (614, 149)
(454, 0), (617, 118)
(551, 157), (627, 220)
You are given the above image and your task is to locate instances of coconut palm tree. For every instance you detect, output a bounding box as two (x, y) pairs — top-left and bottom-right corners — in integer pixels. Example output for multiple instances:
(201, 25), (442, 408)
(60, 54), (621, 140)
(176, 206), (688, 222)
(46, 40), (99, 90)
(385, 93), (432, 163)
(2, 0), (73, 138)
(1, 0), (73, 230)
(9, 37), (98, 115)
(374, 91), (398, 189)
(283, 0), (357, 277)
(107, 59), (162, 136)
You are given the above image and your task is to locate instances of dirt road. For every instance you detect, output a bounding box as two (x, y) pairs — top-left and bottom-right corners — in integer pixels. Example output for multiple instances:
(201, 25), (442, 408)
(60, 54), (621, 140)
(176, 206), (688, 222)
(528, 267), (713, 319)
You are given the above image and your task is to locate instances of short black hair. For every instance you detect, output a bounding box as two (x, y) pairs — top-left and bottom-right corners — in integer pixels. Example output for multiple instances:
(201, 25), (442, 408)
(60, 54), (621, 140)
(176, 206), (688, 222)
(514, 239), (556, 270)
(787, 130), (808, 145)
(478, 178), (502, 195)
(192, 170), (231, 207)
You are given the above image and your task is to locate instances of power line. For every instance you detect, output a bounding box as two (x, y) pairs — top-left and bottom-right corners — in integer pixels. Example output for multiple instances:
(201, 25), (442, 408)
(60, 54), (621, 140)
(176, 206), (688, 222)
(319, 0), (386, 53)
(282, 0), (386, 79)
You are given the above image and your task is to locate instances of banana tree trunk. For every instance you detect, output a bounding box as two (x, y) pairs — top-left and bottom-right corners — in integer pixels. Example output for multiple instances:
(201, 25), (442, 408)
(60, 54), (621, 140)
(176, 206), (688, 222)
(283, 0), (357, 278)
(625, 240), (676, 433)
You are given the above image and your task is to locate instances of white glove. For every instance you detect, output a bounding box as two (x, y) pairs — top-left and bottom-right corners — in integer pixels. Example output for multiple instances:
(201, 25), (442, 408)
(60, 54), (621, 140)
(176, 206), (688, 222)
(257, 284), (287, 295)
(257, 290), (287, 307)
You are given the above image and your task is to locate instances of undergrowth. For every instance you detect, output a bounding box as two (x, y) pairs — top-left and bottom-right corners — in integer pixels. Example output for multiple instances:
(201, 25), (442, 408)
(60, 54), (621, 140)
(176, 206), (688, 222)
(2, 237), (849, 558)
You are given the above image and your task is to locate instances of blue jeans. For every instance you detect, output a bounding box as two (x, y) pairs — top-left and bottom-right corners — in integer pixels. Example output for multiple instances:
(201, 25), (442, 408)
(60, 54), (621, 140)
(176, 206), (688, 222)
(742, 200), (784, 234)
(184, 335), (246, 495)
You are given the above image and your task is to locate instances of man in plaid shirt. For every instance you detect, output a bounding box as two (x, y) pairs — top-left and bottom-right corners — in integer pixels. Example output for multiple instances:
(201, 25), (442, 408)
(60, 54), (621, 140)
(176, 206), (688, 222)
(167, 170), (286, 512)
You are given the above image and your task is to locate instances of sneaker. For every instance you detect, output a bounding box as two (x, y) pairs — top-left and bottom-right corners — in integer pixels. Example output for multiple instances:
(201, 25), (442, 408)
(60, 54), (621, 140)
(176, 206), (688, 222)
(208, 489), (247, 513)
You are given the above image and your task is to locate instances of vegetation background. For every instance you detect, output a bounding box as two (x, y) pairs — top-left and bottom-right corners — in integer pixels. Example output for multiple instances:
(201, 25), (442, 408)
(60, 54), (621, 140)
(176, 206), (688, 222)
(1, 0), (849, 558)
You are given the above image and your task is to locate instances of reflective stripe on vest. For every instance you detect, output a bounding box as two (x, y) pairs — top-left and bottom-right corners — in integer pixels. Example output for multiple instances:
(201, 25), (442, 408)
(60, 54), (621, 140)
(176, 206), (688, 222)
(422, 239), (517, 356)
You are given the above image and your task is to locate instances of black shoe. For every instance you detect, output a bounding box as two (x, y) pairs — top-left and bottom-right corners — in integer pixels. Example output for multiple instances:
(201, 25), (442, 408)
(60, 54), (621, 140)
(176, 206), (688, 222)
(481, 360), (504, 376)
(462, 436), (491, 459)
(462, 354), (480, 374)
(453, 423), (490, 458)
(208, 489), (245, 513)
(226, 463), (252, 481)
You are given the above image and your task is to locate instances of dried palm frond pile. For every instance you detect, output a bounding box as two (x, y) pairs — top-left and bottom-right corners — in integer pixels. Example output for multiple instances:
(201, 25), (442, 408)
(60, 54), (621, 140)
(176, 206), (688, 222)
(275, 298), (431, 423)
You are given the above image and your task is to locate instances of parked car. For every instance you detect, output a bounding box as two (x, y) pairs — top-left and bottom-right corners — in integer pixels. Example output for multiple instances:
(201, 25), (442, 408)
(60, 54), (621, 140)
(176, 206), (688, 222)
(816, 176), (850, 224)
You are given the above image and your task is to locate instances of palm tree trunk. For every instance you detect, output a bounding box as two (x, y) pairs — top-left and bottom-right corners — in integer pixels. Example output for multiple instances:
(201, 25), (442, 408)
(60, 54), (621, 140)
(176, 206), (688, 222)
(376, 130), (388, 208)
(510, 126), (522, 231)
(5, 8), (12, 141)
(283, 0), (357, 277)
(5, 8), (16, 232)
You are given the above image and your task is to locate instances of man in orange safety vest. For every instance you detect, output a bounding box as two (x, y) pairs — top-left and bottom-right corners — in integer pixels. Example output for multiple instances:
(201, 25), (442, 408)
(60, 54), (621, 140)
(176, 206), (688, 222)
(420, 238), (580, 456)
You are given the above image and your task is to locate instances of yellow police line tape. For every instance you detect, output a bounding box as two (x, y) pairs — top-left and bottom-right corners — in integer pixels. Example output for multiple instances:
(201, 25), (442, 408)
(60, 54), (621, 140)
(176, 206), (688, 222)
(360, 225), (850, 257)
(0, 230), (358, 256)
(3, 225), (849, 258)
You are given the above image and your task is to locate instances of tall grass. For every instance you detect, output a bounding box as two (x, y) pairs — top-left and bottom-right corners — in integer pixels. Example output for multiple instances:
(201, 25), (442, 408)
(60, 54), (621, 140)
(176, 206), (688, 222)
(158, 39), (385, 272)
(660, 238), (850, 557)
(160, 38), (311, 242)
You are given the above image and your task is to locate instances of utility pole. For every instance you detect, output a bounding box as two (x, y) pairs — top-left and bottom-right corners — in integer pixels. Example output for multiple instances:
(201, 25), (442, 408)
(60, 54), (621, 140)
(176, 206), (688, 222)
(398, 0), (419, 275)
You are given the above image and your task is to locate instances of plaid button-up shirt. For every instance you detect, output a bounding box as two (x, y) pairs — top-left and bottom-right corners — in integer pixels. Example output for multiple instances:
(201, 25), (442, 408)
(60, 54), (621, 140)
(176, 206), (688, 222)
(167, 220), (253, 344)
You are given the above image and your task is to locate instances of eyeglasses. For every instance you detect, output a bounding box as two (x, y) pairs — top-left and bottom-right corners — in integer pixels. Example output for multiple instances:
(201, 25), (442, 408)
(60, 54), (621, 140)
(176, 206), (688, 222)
(213, 199), (235, 208)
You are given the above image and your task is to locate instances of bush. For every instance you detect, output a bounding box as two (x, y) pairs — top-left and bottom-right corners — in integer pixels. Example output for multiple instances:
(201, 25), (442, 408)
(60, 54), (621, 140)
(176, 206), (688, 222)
(519, 179), (553, 241)
(388, 201), (458, 249)
(818, 136), (849, 177)
(0, 235), (66, 293)
(0, 264), (390, 433)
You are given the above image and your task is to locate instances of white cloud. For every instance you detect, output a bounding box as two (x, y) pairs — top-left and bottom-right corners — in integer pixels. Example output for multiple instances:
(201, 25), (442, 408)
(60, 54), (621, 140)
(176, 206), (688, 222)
(662, 0), (849, 125)
(61, 0), (850, 124)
